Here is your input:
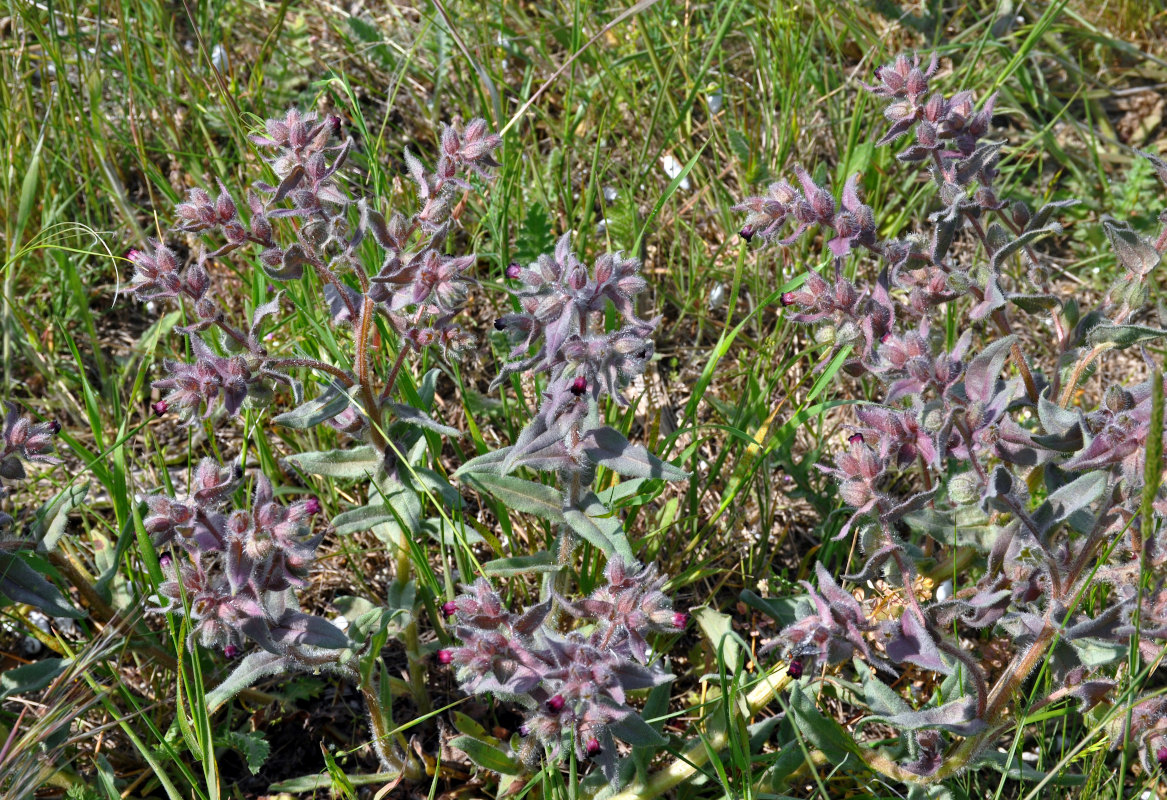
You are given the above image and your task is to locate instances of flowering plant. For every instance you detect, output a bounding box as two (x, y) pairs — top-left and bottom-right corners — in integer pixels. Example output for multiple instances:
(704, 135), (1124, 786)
(739, 52), (1167, 783)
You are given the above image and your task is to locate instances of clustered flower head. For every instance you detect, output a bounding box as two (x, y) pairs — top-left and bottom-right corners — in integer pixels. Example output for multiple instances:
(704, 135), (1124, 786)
(127, 107), (502, 435)
(0, 403), (61, 483)
(490, 233), (663, 478)
(442, 558), (683, 780)
(148, 458), (345, 656)
(739, 50), (1167, 780)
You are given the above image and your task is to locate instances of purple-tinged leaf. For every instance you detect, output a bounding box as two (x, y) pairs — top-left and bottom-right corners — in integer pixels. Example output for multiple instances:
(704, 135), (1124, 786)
(580, 427), (689, 482)
(1103, 216), (1160, 277)
(963, 335), (1016, 403)
(885, 611), (952, 674)
(881, 695), (986, 735)
(273, 165), (306, 203)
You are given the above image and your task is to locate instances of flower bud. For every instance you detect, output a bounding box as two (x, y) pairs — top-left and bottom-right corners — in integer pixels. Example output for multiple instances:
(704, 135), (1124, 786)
(788, 658), (803, 679)
(848, 433), (864, 445)
(505, 263), (522, 280)
(442, 601), (457, 617)
(304, 497), (322, 515)
(494, 319), (506, 331)
(546, 694), (565, 713)
(585, 738), (602, 758)
(159, 553), (172, 568)
(1158, 745), (1167, 767)
(739, 225), (755, 242)
(152, 401), (169, 417)
(672, 611), (688, 629)
(437, 649), (453, 665)
(781, 292), (796, 307)
(48, 420), (61, 434)
(224, 644), (239, 659)
(570, 376), (587, 396)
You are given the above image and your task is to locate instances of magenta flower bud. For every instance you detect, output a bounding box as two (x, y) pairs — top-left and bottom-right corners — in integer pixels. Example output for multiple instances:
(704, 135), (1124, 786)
(585, 737), (602, 758)
(780, 292), (796, 307)
(1158, 745), (1167, 767)
(848, 433), (864, 445)
(739, 225), (755, 242)
(546, 694), (565, 713)
(442, 601), (458, 617)
(672, 611), (688, 629)
(788, 658), (803, 679)
(328, 114), (342, 137)
(159, 553), (172, 568)
(505, 263), (522, 280)
(304, 497), (322, 515)
(437, 649), (453, 665)
(224, 644), (239, 659)
(152, 401), (168, 417)
(570, 376), (587, 396)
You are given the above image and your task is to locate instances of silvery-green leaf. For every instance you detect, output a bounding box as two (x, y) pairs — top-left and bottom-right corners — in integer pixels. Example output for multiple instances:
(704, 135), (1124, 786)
(1086, 322), (1167, 349)
(30, 483), (88, 553)
(205, 651), (287, 715)
(609, 714), (668, 747)
(453, 447), (512, 477)
(386, 401), (460, 437)
(580, 427), (689, 481)
(450, 735), (521, 775)
(1103, 216), (1160, 277)
(482, 552), (559, 577)
(0, 657), (66, 702)
(286, 446), (380, 479)
(0, 552), (83, 618)
(467, 474), (563, 522)
(273, 387), (352, 429)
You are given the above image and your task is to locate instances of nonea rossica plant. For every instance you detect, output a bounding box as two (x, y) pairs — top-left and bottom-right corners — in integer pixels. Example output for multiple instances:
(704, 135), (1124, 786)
(128, 107), (501, 772)
(450, 234), (689, 785)
(739, 52), (1167, 784)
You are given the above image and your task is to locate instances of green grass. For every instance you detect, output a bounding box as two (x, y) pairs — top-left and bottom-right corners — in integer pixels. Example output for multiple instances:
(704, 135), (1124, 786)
(3, 0), (1167, 796)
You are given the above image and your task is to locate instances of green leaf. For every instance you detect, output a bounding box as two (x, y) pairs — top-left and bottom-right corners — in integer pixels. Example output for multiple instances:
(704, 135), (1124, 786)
(0, 657), (66, 701)
(466, 473), (563, 521)
(1086, 322), (1167, 349)
(786, 683), (859, 760)
(272, 387), (351, 429)
(482, 552), (560, 577)
(514, 204), (556, 265)
(693, 605), (741, 674)
(269, 772), (399, 792)
(450, 734), (522, 775)
(0, 552), (83, 618)
(219, 729), (271, 775)
(30, 483), (88, 553)
(204, 651), (287, 715)
(286, 446), (380, 479)
(581, 427), (688, 482)
(609, 713), (668, 747)
(386, 401), (460, 437)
